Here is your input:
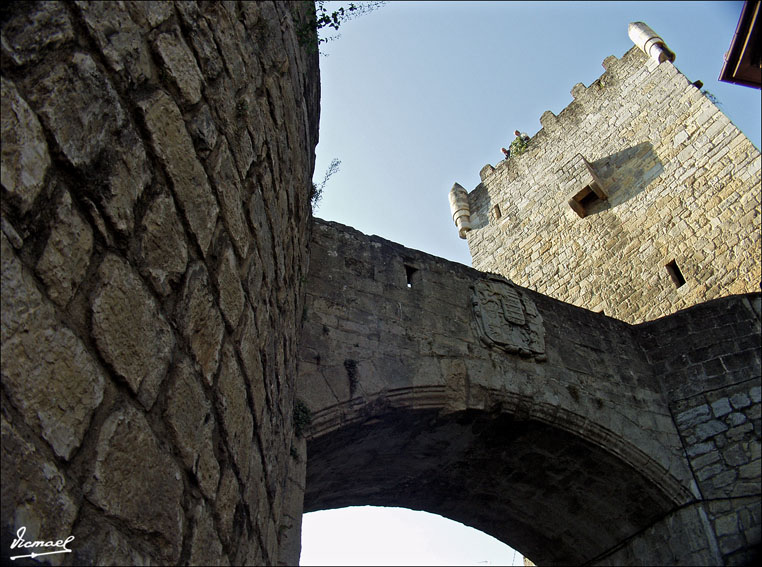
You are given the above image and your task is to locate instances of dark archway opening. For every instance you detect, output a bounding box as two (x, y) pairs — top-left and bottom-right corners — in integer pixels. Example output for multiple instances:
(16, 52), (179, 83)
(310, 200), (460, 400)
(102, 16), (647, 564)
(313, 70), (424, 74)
(304, 407), (676, 565)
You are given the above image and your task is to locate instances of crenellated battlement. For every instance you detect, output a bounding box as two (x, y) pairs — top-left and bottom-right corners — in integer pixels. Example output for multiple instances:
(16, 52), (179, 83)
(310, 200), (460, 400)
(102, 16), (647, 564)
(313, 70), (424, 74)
(455, 23), (761, 324)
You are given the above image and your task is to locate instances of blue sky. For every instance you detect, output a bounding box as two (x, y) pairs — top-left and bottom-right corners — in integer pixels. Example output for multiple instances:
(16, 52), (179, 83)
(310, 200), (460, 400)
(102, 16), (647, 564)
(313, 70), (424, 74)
(301, 2), (761, 565)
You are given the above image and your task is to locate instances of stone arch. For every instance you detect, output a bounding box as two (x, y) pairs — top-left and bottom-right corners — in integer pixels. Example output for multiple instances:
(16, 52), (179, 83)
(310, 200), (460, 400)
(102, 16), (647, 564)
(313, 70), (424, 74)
(302, 388), (689, 565)
(293, 220), (719, 565)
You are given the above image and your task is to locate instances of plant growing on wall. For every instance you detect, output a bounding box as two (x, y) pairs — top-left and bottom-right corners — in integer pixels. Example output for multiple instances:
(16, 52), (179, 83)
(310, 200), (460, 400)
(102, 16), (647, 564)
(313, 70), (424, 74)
(310, 157), (341, 210)
(509, 135), (529, 157)
(296, 1), (387, 51)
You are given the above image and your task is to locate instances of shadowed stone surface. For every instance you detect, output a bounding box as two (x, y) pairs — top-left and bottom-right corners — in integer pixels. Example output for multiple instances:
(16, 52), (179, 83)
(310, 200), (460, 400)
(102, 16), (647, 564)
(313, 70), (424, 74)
(0, 76), (51, 213)
(92, 254), (173, 409)
(176, 262), (224, 386)
(305, 409), (676, 565)
(138, 90), (219, 257)
(164, 357), (220, 500)
(2, 234), (104, 460)
(35, 190), (93, 307)
(86, 405), (184, 562)
(139, 192), (189, 296)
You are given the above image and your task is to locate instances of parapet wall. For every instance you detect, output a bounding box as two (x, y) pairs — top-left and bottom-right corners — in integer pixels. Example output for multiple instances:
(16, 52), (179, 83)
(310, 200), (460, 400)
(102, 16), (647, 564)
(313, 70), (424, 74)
(1, 2), (319, 564)
(465, 46), (761, 324)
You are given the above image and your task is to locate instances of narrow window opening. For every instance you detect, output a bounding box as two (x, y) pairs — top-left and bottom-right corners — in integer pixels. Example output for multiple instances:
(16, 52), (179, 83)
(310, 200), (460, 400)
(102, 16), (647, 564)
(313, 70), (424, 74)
(665, 260), (686, 288)
(492, 204), (502, 220)
(404, 265), (418, 288)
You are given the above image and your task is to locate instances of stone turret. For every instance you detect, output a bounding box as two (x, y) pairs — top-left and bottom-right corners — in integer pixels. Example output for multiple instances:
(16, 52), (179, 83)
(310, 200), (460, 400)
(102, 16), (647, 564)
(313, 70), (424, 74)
(448, 182), (472, 239)
(628, 21), (676, 63)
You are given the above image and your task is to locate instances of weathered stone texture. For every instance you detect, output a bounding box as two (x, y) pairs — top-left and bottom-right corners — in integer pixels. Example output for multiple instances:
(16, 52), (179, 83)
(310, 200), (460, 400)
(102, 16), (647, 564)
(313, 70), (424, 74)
(176, 261), (224, 386)
(0, 1), (74, 66)
(216, 341), (254, 483)
(1, 413), (79, 561)
(1, 233), (104, 460)
(92, 254), (174, 409)
(138, 192), (189, 296)
(189, 501), (229, 566)
(164, 357), (220, 500)
(138, 90), (219, 257)
(0, 76), (51, 213)
(1, 1), (319, 564)
(86, 405), (184, 563)
(35, 190), (93, 307)
(464, 48), (761, 324)
(26, 52), (126, 168)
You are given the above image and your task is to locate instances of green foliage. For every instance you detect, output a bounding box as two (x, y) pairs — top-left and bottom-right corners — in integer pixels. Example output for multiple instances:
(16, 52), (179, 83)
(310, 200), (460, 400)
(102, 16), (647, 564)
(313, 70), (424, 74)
(509, 135), (529, 157)
(310, 157), (340, 210)
(701, 89), (722, 107)
(297, 1), (387, 52)
(293, 398), (312, 437)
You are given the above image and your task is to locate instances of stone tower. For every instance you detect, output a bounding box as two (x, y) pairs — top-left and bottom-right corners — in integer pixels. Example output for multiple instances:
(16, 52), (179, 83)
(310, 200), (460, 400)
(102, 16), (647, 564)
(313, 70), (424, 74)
(450, 23), (761, 323)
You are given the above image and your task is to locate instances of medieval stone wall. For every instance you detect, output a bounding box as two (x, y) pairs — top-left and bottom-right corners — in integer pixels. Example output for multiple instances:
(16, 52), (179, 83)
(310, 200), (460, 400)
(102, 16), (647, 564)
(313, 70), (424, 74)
(637, 294), (761, 565)
(464, 46), (761, 324)
(297, 218), (761, 565)
(1, 2), (319, 564)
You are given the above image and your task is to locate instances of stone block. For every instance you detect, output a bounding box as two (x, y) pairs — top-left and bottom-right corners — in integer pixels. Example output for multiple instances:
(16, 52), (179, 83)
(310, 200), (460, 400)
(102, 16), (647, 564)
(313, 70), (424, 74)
(722, 443), (750, 467)
(188, 104), (219, 157)
(1, 414), (78, 558)
(216, 465), (241, 548)
(236, 304), (268, 424)
(138, 90), (219, 256)
(86, 405), (184, 563)
(1, 77), (51, 214)
(125, 1), (174, 28)
(139, 193), (188, 296)
(175, 3), (225, 80)
(176, 262), (225, 386)
(726, 411), (747, 427)
(75, 0), (153, 86)
(217, 341), (254, 482)
(92, 254), (173, 409)
(164, 357), (220, 500)
(0, 1), (74, 65)
(207, 138), (251, 259)
(711, 398), (733, 417)
(100, 126), (150, 235)
(153, 30), (204, 106)
(215, 242), (246, 328)
(686, 440), (715, 458)
(694, 419), (729, 442)
(730, 392), (751, 410)
(27, 52), (125, 168)
(71, 511), (156, 566)
(2, 234), (104, 459)
(189, 501), (229, 566)
(676, 403), (711, 428)
(35, 190), (93, 307)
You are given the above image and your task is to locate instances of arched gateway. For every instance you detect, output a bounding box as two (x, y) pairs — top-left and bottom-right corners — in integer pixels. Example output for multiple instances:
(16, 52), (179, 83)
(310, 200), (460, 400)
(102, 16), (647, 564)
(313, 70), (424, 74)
(292, 219), (760, 566)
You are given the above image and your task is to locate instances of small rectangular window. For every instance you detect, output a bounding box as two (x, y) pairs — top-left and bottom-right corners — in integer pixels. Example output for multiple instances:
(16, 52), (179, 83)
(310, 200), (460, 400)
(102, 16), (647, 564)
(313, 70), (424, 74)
(492, 204), (502, 220)
(569, 185), (606, 218)
(665, 260), (686, 288)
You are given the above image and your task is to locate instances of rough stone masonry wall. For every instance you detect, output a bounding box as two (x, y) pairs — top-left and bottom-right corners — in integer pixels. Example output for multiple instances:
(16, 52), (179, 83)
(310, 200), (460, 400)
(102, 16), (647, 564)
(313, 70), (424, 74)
(298, 219), (761, 565)
(465, 46), (761, 324)
(638, 294), (762, 565)
(1, 2), (319, 565)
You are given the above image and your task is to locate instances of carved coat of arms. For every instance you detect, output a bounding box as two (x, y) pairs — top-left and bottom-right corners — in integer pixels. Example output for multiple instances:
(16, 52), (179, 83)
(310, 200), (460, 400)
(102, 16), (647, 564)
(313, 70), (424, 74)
(472, 276), (546, 360)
